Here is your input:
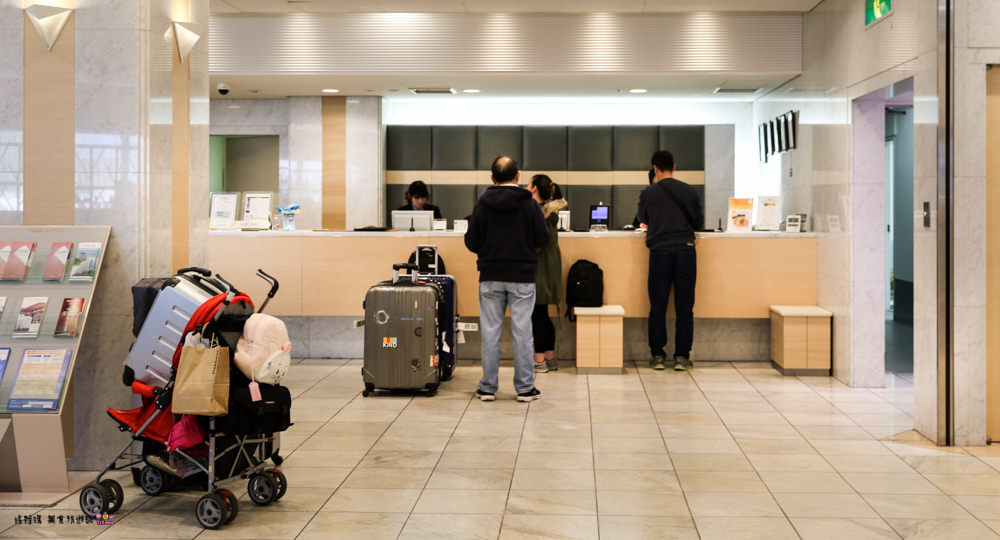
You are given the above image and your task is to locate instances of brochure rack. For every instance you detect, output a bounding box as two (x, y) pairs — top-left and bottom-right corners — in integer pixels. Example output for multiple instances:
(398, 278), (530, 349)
(0, 226), (110, 502)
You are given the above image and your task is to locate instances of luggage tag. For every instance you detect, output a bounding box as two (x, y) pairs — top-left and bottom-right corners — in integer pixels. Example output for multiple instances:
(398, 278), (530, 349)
(249, 381), (262, 402)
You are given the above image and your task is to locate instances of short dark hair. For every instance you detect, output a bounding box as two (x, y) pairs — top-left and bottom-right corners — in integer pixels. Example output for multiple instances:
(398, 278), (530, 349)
(647, 168), (655, 184)
(530, 174), (555, 201)
(405, 180), (429, 201)
(491, 156), (519, 183)
(651, 150), (675, 173)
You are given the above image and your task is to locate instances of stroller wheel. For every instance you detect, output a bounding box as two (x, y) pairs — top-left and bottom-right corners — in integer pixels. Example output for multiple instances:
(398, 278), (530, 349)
(270, 470), (287, 501)
(217, 489), (239, 524)
(247, 473), (276, 505)
(195, 493), (229, 529)
(139, 466), (167, 496)
(130, 467), (142, 487)
(79, 482), (111, 518)
(100, 479), (124, 514)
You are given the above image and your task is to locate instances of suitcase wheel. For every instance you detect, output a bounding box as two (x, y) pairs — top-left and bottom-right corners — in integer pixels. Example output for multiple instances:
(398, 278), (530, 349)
(426, 383), (438, 397)
(362, 383), (374, 397)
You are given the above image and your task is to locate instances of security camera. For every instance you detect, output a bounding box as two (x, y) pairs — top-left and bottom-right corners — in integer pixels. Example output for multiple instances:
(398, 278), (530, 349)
(217, 83), (230, 96)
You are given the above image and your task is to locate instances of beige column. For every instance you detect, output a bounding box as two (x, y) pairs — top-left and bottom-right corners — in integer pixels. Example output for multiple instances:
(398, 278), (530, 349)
(170, 0), (191, 271)
(322, 96), (346, 229)
(987, 67), (1000, 442)
(22, 2), (74, 225)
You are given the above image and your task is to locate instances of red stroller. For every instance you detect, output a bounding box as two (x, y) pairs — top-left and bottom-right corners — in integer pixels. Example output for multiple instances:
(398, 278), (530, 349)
(79, 269), (291, 529)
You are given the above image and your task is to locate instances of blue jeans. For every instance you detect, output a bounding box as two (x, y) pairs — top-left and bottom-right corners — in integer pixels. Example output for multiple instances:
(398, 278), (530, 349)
(478, 281), (536, 394)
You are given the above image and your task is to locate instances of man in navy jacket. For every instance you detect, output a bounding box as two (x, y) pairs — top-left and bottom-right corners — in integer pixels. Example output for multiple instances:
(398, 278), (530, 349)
(464, 156), (549, 401)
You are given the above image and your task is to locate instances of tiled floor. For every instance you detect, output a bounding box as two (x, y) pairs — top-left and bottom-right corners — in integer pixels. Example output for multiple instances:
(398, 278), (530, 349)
(4, 359), (1000, 539)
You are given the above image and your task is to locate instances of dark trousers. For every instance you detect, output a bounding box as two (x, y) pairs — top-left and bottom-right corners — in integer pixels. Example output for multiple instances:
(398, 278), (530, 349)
(531, 304), (556, 353)
(648, 243), (697, 358)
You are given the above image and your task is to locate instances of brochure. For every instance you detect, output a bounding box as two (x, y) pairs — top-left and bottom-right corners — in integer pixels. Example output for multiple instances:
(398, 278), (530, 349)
(756, 196), (782, 231)
(43, 241), (72, 281)
(14, 297), (48, 337)
(54, 298), (86, 337)
(0, 296), (6, 316)
(7, 348), (73, 410)
(0, 348), (9, 383)
(727, 198), (754, 233)
(69, 242), (102, 281)
(1, 241), (36, 280)
(0, 242), (10, 277)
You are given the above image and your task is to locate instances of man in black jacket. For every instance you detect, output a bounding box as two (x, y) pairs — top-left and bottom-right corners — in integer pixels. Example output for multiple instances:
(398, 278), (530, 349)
(637, 150), (704, 371)
(464, 156), (550, 401)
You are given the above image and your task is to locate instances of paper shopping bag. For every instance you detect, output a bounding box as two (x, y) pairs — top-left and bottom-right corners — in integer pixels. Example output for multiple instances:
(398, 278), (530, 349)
(173, 344), (230, 416)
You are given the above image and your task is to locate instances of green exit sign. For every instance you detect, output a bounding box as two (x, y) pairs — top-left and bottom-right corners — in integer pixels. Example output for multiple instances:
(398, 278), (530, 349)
(866, 0), (892, 26)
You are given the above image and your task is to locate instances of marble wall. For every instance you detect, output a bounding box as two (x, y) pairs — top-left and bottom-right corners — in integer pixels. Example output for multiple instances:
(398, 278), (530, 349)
(0, 0), (22, 225)
(345, 97), (383, 230)
(753, 0), (942, 438)
(209, 97), (324, 231)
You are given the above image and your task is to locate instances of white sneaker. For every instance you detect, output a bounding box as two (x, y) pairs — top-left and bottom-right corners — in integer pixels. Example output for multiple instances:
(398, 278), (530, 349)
(533, 361), (549, 373)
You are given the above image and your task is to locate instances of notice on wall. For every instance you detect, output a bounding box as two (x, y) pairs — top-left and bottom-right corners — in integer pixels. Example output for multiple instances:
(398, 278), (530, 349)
(756, 196), (782, 231)
(7, 348), (72, 410)
(727, 198), (754, 233)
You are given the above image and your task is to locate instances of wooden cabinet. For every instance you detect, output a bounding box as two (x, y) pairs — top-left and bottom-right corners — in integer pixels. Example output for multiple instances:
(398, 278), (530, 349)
(770, 305), (832, 375)
(574, 305), (625, 371)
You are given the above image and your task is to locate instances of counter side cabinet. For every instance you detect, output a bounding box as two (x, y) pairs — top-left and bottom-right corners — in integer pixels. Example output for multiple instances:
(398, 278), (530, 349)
(769, 305), (832, 376)
(574, 305), (625, 373)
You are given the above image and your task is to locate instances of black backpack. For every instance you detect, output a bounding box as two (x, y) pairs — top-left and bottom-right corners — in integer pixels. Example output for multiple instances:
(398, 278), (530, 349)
(565, 259), (604, 322)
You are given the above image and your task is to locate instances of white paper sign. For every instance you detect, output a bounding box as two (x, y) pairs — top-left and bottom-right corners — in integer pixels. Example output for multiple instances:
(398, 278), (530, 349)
(210, 193), (239, 230)
(243, 193), (273, 221)
(756, 196), (782, 231)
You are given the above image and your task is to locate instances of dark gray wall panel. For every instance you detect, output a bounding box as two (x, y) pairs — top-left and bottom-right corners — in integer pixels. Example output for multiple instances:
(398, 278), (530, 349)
(613, 126), (659, 170)
(568, 126), (612, 171)
(432, 126), (477, 170)
(612, 185), (645, 229)
(658, 126), (705, 170)
(477, 126), (522, 170)
(431, 184), (477, 221)
(386, 184), (410, 222)
(691, 185), (706, 229)
(387, 126), (431, 170)
(564, 185), (613, 231)
(522, 127), (567, 171)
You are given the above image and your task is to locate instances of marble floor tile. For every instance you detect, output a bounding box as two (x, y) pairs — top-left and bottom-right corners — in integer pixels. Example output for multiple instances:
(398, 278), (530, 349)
(398, 513), (503, 540)
(322, 488), (422, 514)
(595, 491), (690, 517)
(796, 425), (875, 440)
(885, 518), (1000, 539)
(506, 490), (597, 515)
(737, 438), (818, 455)
(498, 514), (599, 540)
(411, 489), (508, 514)
(902, 455), (999, 475)
(727, 423), (804, 440)
(437, 450), (518, 469)
(283, 449), (367, 468)
(237, 486), (336, 513)
(826, 455), (916, 473)
(445, 435), (522, 452)
(597, 515), (698, 540)
(195, 510), (314, 539)
(774, 492), (880, 518)
(86, 509), (205, 539)
(518, 436), (593, 453)
(591, 423), (663, 439)
(812, 440), (894, 456)
(593, 452), (673, 470)
(592, 437), (666, 453)
(684, 492), (783, 517)
(748, 453), (834, 472)
(510, 468), (596, 491)
(862, 494), (974, 519)
(426, 468), (513, 490)
(669, 453), (754, 472)
(841, 473), (942, 495)
(277, 467), (353, 488)
(761, 471), (854, 493)
(924, 474), (1000, 495)
(594, 469), (681, 491)
(658, 424), (733, 439)
(516, 451), (594, 470)
(952, 495), (1000, 520)
(654, 412), (724, 425)
(676, 471), (768, 493)
(357, 450), (442, 469)
(296, 512), (408, 540)
(790, 517), (901, 540)
(694, 516), (800, 540)
(664, 438), (741, 454)
(341, 468), (433, 489)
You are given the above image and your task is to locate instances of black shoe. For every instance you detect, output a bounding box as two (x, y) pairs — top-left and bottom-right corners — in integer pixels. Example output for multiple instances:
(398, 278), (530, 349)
(673, 355), (691, 371)
(476, 388), (495, 401)
(650, 355), (666, 370)
(516, 388), (541, 402)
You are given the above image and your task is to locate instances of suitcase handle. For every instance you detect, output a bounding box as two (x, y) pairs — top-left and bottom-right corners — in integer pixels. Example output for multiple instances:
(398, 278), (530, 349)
(392, 263), (418, 284)
(177, 266), (211, 276)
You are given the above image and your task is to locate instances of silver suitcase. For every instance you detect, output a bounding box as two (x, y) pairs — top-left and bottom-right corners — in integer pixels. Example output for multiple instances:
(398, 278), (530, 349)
(125, 269), (226, 385)
(362, 263), (442, 396)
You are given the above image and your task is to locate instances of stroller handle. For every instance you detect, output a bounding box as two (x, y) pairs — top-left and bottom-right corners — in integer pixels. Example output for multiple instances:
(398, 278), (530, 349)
(256, 269), (279, 313)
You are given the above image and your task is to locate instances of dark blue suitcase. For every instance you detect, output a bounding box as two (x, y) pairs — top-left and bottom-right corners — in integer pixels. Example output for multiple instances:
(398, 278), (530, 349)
(418, 274), (457, 381)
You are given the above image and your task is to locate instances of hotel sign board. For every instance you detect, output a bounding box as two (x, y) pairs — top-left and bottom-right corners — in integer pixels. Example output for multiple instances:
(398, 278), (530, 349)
(865, 0), (892, 26)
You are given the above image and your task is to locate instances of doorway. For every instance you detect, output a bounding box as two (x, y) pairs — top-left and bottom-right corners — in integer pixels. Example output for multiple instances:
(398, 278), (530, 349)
(885, 103), (914, 380)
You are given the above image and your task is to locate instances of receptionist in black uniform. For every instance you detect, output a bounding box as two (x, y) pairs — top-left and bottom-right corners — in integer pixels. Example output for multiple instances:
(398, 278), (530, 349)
(398, 180), (444, 219)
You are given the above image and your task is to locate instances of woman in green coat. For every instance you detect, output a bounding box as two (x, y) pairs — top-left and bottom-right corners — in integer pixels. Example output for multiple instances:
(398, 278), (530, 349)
(528, 174), (567, 373)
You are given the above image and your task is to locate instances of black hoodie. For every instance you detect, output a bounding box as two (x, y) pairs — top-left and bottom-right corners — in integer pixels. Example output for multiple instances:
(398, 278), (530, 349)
(464, 185), (550, 283)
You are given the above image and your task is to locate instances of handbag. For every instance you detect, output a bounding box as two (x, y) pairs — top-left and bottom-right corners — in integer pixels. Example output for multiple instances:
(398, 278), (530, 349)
(173, 333), (230, 416)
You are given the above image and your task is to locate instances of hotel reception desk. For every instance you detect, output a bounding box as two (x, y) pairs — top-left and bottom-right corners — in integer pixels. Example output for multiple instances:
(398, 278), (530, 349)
(206, 231), (817, 319)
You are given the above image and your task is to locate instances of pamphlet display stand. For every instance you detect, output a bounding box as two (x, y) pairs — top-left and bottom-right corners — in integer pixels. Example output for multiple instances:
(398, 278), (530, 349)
(0, 226), (110, 504)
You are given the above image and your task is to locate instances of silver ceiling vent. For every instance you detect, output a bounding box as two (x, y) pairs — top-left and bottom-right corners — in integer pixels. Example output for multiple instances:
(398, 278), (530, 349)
(408, 88), (457, 95)
(713, 87), (762, 94)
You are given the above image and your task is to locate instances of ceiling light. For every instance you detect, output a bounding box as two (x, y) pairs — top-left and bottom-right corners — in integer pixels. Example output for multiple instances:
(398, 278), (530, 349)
(629, 88), (647, 94)
(322, 88), (339, 93)
(462, 89), (481, 94)
(226, 104), (240, 109)
(409, 87), (456, 95)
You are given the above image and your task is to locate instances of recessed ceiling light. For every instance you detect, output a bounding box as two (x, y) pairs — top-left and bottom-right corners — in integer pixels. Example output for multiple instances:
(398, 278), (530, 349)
(226, 104), (240, 109)
(462, 89), (481, 94)
(322, 88), (339, 93)
(629, 88), (647, 94)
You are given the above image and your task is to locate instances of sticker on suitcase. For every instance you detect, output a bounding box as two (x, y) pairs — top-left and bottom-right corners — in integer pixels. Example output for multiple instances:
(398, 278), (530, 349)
(430, 355), (439, 367)
(382, 337), (398, 348)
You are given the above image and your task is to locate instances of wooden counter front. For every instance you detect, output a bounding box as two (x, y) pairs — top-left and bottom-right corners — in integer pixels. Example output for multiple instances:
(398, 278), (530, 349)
(206, 232), (816, 318)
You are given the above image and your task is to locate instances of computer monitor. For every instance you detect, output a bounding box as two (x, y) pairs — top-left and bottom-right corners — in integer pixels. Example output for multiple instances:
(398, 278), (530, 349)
(391, 210), (435, 231)
(589, 205), (610, 231)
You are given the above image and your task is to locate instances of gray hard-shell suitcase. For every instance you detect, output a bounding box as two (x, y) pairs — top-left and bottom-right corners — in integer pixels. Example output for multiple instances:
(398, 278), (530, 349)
(362, 263), (442, 396)
(124, 267), (228, 386)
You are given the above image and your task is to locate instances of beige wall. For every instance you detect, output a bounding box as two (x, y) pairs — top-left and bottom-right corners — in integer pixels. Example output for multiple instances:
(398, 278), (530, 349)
(987, 66), (1000, 443)
(225, 136), (280, 194)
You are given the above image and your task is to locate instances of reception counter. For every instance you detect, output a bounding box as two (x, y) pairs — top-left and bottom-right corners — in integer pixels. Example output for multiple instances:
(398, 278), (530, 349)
(206, 230), (817, 319)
